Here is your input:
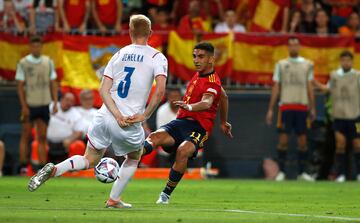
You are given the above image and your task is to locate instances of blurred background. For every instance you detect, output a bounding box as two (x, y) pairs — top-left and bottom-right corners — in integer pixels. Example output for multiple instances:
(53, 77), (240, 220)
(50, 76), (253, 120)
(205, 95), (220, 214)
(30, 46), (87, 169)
(0, 0), (360, 180)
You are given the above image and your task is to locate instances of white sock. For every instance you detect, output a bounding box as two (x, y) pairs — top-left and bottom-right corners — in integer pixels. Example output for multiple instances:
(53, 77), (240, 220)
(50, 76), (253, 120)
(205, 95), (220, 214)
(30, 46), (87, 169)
(54, 155), (89, 177)
(109, 158), (139, 201)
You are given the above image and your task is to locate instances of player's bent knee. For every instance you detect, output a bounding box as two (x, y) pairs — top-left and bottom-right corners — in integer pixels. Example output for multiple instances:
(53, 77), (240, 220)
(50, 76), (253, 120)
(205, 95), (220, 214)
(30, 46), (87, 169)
(177, 144), (196, 159)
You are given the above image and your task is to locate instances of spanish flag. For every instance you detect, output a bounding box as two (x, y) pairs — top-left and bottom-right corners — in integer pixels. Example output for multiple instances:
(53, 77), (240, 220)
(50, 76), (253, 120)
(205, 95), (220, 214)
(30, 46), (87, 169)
(167, 31), (232, 81)
(60, 34), (162, 107)
(0, 33), (63, 80)
(0, 33), (162, 107)
(354, 38), (360, 71)
(232, 33), (354, 85)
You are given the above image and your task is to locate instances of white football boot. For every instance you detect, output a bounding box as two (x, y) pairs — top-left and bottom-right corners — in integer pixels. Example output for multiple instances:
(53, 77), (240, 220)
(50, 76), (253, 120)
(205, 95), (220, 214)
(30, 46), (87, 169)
(28, 163), (55, 192)
(156, 192), (170, 204)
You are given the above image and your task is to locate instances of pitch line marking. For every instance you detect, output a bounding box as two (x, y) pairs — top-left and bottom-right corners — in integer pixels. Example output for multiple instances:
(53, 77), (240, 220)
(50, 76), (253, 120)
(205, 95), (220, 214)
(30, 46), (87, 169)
(222, 209), (360, 222)
(1, 206), (360, 221)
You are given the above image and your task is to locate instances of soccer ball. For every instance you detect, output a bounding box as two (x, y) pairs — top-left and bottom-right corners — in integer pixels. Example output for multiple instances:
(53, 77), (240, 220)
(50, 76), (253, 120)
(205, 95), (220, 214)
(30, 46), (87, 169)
(94, 157), (120, 183)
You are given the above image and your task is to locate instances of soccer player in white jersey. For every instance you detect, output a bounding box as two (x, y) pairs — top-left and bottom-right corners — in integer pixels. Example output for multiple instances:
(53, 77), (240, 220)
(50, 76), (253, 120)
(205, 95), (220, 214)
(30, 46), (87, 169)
(28, 14), (168, 208)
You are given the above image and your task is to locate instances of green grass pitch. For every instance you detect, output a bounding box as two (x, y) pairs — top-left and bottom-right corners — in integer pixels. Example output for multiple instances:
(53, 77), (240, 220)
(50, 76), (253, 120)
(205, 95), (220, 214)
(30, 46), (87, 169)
(1, 177), (360, 223)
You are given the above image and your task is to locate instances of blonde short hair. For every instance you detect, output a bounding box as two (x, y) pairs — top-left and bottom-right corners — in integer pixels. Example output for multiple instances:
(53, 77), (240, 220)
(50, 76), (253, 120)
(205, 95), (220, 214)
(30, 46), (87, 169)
(129, 14), (151, 38)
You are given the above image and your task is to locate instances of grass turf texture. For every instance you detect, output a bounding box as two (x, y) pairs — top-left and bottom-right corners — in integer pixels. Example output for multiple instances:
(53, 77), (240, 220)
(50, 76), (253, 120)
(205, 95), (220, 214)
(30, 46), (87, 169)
(0, 177), (360, 223)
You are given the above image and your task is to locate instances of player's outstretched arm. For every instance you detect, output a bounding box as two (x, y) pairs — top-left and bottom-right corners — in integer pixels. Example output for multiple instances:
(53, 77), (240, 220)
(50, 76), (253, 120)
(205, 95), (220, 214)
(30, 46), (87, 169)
(219, 87), (233, 138)
(312, 79), (329, 92)
(100, 76), (128, 128)
(128, 75), (167, 124)
(174, 93), (214, 112)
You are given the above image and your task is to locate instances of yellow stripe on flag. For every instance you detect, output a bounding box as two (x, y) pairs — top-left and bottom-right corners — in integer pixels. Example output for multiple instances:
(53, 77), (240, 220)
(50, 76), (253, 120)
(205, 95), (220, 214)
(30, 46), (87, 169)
(355, 53), (360, 70)
(0, 40), (63, 70)
(234, 41), (352, 75)
(233, 42), (288, 73)
(0, 40), (28, 70)
(167, 31), (195, 69)
(300, 47), (353, 76)
(208, 34), (233, 66)
(253, 0), (280, 30)
(61, 50), (100, 89)
(42, 41), (63, 69)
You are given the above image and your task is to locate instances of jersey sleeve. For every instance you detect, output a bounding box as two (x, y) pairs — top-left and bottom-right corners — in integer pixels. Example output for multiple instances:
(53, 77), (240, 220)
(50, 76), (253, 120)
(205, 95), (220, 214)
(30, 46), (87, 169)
(307, 62), (314, 81)
(49, 59), (57, 80)
(15, 63), (25, 81)
(272, 62), (280, 82)
(203, 81), (221, 98)
(103, 51), (120, 79)
(153, 52), (168, 77)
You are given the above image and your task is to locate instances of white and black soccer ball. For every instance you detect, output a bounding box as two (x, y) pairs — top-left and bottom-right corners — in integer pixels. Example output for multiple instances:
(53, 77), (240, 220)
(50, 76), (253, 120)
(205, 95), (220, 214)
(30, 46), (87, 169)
(94, 157), (120, 183)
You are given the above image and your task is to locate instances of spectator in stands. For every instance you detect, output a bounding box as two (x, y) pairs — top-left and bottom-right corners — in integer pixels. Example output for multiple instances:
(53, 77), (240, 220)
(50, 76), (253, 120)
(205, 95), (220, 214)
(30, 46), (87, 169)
(11, 0), (31, 24)
(171, 0), (226, 25)
(156, 87), (182, 132)
(288, 10), (304, 33)
(177, 0), (215, 35)
(143, 0), (173, 23)
(327, 0), (357, 28)
(155, 87), (182, 167)
(0, 140), (4, 177)
(28, 0), (59, 34)
(234, 0), (251, 31)
(310, 8), (337, 35)
(266, 37), (315, 182)
(214, 10), (245, 33)
(338, 11), (360, 36)
(58, 0), (90, 34)
(47, 92), (82, 164)
(75, 90), (97, 139)
(16, 35), (58, 174)
(91, 0), (122, 35)
(297, 0), (319, 33)
(0, 0), (25, 33)
(152, 7), (175, 33)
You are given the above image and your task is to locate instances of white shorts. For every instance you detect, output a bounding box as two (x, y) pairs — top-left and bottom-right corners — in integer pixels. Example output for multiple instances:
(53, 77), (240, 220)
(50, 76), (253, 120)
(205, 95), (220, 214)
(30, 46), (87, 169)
(87, 106), (144, 156)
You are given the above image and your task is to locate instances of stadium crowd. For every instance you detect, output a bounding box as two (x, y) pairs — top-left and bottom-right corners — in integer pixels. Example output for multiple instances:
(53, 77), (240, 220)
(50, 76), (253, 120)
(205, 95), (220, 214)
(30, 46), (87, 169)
(0, 0), (360, 182)
(0, 0), (359, 36)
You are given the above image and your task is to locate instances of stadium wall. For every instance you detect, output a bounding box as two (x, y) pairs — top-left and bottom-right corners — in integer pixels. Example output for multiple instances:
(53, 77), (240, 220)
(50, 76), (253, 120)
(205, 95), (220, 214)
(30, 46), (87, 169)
(0, 87), (327, 177)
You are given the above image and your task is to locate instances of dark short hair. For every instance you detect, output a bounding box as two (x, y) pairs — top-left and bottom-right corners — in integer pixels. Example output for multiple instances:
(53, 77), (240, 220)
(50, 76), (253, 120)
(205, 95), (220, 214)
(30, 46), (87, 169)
(30, 35), (42, 43)
(194, 42), (215, 55)
(340, 50), (353, 59)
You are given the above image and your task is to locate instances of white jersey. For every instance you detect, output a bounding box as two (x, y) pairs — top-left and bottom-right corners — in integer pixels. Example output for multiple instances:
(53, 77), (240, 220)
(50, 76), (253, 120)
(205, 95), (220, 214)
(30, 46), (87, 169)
(102, 44), (168, 116)
(88, 44), (168, 156)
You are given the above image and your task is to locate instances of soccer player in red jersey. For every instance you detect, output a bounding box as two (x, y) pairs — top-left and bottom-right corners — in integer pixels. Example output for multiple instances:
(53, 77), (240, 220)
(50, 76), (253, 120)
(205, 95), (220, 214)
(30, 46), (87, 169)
(129, 42), (232, 204)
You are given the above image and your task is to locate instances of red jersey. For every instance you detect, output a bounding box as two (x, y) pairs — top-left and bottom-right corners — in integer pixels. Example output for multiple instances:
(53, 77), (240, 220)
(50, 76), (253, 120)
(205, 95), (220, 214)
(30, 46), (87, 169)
(177, 71), (222, 134)
(65, 0), (88, 27)
(94, 0), (117, 25)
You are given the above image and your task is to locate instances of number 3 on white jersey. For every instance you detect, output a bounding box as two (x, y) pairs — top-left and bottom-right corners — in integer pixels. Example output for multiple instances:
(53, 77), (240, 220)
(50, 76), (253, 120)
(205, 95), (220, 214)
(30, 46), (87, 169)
(117, 66), (135, 98)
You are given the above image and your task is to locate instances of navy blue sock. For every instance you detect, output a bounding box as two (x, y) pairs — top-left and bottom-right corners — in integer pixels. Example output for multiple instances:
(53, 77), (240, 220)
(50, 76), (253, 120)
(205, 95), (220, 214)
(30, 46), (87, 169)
(335, 153), (346, 175)
(277, 150), (287, 172)
(163, 168), (184, 196)
(355, 153), (360, 175)
(297, 150), (308, 174)
(143, 140), (153, 156)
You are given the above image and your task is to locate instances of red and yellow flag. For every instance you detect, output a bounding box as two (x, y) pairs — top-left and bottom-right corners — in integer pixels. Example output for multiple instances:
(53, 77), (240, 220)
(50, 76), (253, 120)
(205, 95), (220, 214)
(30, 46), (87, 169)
(0, 33), (63, 80)
(232, 33), (354, 84)
(0, 33), (162, 107)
